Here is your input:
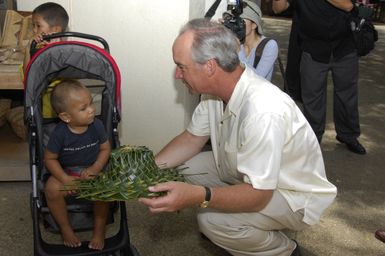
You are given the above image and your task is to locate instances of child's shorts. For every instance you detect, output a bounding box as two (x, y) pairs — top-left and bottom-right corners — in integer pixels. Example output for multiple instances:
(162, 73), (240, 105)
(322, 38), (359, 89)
(64, 166), (87, 177)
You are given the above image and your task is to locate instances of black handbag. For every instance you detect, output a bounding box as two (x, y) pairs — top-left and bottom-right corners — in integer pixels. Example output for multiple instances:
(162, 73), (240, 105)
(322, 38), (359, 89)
(350, 4), (378, 57)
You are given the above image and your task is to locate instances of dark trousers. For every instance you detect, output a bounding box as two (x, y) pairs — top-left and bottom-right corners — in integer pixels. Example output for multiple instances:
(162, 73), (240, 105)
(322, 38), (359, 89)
(300, 51), (361, 141)
(285, 14), (302, 102)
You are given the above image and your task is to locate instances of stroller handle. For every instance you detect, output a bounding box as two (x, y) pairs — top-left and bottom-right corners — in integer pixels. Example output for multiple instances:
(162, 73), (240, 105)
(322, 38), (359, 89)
(30, 31), (110, 55)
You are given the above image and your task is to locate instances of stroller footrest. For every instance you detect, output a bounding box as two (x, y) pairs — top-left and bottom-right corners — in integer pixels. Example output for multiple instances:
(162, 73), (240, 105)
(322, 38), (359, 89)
(37, 234), (131, 256)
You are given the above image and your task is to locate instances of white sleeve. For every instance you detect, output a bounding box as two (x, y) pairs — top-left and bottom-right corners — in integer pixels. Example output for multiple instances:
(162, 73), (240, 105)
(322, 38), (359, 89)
(187, 99), (210, 136)
(255, 39), (279, 78)
(237, 112), (285, 189)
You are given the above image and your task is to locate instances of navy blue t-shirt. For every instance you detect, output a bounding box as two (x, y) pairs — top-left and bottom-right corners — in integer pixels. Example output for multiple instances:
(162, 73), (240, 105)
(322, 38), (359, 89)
(46, 118), (108, 168)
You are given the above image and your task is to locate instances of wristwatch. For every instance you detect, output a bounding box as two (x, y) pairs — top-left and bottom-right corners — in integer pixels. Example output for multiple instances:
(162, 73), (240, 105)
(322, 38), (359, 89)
(200, 186), (211, 208)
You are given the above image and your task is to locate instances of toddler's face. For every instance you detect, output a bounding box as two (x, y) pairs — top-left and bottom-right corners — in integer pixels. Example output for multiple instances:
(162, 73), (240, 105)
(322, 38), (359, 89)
(32, 14), (58, 35)
(65, 89), (96, 127)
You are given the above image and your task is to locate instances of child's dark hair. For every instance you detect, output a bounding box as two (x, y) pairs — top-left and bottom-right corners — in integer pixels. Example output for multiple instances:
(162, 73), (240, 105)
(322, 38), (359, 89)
(33, 2), (69, 31)
(50, 79), (86, 114)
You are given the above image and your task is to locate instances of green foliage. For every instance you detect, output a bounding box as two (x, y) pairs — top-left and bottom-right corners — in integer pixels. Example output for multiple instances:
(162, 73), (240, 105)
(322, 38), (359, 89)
(63, 145), (185, 201)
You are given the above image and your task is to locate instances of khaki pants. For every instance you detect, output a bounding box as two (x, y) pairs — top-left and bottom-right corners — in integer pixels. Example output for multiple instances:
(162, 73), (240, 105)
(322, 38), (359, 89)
(183, 152), (309, 256)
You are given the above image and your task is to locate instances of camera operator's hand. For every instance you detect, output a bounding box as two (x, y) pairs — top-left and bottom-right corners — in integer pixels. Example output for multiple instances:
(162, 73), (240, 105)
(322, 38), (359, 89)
(272, 0), (289, 14)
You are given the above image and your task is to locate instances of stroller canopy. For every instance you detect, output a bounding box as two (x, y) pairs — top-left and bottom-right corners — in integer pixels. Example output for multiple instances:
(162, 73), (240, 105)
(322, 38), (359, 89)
(24, 40), (121, 121)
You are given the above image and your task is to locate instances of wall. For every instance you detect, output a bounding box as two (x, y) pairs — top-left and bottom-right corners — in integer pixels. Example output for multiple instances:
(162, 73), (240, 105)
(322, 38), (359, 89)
(17, 0), (226, 153)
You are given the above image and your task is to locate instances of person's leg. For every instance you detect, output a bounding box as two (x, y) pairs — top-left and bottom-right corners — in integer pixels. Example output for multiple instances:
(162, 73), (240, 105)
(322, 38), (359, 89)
(300, 52), (330, 142)
(331, 52), (361, 140)
(197, 191), (309, 256)
(184, 152), (309, 255)
(285, 15), (302, 102)
(44, 176), (81, 247)
(89, 201), (109, 250)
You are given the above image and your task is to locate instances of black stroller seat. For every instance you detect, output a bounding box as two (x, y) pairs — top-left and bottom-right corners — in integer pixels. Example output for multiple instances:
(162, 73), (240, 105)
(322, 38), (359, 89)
(24, 32), (139, 256)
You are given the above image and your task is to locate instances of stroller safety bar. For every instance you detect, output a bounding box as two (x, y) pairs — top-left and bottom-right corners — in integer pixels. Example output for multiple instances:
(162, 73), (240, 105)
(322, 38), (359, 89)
(30, 32), (110, 57)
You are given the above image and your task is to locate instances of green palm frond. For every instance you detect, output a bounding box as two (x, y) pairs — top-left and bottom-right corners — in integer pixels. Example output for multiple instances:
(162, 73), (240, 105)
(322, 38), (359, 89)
(63, 145), (185, 201)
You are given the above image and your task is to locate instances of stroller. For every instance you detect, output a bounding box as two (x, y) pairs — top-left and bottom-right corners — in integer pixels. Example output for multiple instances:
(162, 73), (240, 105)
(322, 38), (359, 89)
(24, 32), (139, 256)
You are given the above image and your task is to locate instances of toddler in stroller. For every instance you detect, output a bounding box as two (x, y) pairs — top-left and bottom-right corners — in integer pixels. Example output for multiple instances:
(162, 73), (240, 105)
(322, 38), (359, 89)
(24, 31), (138, 256)
(44, 79), (110, 250)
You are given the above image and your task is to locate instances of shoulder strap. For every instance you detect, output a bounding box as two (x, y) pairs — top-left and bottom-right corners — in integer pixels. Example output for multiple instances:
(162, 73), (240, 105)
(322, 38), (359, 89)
(252, 37), (288, 92)
(204, 0), (222, 19)
(277, 55), (288, 92)
(253, 38), (271, 68)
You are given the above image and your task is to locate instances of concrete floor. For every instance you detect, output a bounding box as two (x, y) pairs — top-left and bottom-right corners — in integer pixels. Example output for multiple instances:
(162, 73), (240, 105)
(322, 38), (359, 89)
(0, 124), (30, 181)
(1, 17), (385, 256)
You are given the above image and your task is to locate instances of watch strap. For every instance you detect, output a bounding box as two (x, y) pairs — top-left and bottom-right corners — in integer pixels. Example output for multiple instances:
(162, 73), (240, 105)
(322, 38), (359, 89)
(200, 186), (211, 208)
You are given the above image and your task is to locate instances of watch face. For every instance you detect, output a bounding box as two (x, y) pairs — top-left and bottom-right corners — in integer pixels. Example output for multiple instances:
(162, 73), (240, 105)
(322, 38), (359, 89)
(200, 201), (209, 208)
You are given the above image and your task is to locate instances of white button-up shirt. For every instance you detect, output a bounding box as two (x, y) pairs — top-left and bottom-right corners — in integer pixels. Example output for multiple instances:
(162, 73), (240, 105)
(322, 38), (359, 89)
(187, 66), (337, 225)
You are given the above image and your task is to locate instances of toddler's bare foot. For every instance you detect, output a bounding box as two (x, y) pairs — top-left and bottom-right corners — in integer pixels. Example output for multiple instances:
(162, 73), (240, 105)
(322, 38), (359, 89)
(61, 227), (81, 248)
(88, 234), (105, 251)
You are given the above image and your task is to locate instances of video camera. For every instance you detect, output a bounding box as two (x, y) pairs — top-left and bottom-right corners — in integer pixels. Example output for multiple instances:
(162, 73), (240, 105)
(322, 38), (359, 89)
(222, 0), (246, 43)
(204, 0), (247, 43)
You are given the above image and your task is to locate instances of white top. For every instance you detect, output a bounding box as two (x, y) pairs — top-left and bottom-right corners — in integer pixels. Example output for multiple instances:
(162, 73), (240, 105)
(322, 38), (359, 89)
(239, 37), (279, 81)
(187, 66), (337, 225)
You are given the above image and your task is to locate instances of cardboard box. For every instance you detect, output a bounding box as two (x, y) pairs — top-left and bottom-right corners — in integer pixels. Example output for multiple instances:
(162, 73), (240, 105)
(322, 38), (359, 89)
(1, 10), (32, 48)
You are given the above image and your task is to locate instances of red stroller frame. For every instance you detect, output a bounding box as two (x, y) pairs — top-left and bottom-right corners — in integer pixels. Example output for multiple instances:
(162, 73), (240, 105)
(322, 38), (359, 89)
(24, 32), (138, 256)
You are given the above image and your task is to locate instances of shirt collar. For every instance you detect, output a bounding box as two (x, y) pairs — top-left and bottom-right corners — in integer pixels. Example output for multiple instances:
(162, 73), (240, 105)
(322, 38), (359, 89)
(226, 65), (252, 118)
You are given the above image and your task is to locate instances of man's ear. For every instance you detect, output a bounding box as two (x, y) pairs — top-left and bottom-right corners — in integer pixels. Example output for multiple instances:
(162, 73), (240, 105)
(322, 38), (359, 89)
(205, 59), (217, 77)
(58, 112), (70, 123)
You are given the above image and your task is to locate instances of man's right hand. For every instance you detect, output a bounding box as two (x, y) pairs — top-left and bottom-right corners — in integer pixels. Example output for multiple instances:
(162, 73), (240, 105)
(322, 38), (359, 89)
(138, 182), (205, 213)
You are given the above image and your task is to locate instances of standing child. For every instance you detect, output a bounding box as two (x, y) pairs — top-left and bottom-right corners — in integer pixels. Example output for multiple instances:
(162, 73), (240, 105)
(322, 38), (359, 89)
(23, 2), (69, 71)
(44, 79), (111, 250)
(23, 2), (69, 118)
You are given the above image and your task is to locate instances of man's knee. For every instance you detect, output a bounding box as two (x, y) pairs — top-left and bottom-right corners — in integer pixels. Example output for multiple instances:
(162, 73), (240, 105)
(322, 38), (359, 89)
(197, 211), (269, 251)
(197, 210), (296, 255)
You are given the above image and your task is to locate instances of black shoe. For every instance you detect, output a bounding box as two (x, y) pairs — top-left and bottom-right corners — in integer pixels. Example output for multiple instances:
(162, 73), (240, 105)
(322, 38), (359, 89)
(200, 232), (210, 241)
(375, 229), (385, 243)
(336, 136), (366, 155)
(291, 240), (301, 256)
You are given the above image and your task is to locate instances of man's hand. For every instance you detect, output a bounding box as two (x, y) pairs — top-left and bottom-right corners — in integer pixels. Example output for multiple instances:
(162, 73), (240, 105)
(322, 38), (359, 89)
(138, 182), (205, 213)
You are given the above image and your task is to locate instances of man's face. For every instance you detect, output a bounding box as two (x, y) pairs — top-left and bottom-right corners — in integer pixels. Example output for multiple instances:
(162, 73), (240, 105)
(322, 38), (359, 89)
(172, 31), (208, 95)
